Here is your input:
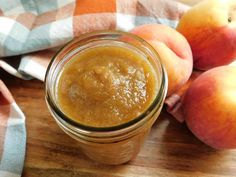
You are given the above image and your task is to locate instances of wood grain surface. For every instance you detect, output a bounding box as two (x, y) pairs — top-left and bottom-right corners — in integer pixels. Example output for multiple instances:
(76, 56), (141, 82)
(1, 70), (236, 177)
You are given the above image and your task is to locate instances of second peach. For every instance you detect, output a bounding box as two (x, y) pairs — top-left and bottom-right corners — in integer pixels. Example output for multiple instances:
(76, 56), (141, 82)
(130, 24), (193, 96)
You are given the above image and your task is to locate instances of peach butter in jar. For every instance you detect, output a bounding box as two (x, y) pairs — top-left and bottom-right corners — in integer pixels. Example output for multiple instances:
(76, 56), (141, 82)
(45, 30), (167, 165)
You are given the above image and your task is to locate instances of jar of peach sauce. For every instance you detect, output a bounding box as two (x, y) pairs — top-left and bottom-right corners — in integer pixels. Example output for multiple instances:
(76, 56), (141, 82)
(45, 30), (168, 165)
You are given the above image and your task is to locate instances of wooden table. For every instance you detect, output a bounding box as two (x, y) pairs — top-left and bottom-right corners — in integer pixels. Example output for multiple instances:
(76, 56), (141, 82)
(1, 70), (236, 177)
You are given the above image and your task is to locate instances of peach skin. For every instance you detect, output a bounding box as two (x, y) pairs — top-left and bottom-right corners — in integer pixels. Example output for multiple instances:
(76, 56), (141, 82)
(182, 66), (236, 149)
(130, 24), (193, 96)
(177, 0), (236, 70)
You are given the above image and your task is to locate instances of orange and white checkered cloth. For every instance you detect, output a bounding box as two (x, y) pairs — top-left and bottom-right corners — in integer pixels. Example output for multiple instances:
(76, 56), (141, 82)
(0, 0), (193, 176)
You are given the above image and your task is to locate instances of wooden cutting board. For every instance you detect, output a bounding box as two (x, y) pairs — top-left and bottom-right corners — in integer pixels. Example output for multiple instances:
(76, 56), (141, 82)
(2, 72), (236, 177)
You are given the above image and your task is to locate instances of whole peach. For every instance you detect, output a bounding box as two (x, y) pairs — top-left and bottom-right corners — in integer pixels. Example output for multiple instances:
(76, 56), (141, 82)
(177, 0), (236, 70)
(130, 24), (193, 96)
(182, 66), (236, 149)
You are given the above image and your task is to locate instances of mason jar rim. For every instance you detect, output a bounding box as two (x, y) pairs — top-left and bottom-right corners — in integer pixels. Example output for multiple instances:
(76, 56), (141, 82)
(45, 30), (168, 133)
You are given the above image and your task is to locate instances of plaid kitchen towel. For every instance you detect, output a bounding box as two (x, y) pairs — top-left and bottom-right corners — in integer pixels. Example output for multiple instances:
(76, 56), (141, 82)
(0, 0), (191, 176)
(0, 80), (26, 177)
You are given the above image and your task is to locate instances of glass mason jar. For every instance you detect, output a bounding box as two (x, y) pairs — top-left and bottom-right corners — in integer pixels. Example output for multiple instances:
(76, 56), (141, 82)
(45, 30), (167, 165)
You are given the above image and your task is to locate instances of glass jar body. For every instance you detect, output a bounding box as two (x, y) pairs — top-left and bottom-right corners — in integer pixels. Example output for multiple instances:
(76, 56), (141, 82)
(45, 30), (167, 165)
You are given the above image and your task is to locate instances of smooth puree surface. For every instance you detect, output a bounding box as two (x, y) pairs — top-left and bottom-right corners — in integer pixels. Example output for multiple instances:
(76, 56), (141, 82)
(56, 45), (158, 127)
